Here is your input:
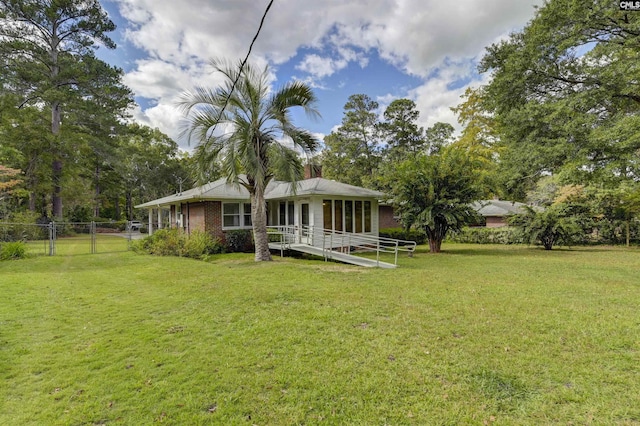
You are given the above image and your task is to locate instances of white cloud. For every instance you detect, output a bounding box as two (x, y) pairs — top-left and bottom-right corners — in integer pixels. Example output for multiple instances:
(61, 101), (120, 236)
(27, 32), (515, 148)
(108, 0), (543, 149)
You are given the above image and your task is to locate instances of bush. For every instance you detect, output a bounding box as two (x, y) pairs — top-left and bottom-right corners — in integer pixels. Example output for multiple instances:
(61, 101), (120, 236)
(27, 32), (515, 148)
(225, 229), (254, 253)
(183, 230), (224, 259)
(0, 241), (27, 260)
(133, 228), (223, 259)
(1, 211), (49, 242)
(447, 227), (525, 245)
(508, 204), (587, 250)
(379, 228), (427, 245)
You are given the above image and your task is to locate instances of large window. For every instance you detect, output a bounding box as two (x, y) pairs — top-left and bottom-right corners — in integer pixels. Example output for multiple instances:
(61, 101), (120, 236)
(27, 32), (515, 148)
(323, 199), (373, 233)
(334, 200), (343, 232)
(223, 202), (252, 228)
(355, 201), (363, 233)
(323, 200), (332, 229)
(345, 201), (353, 233)
(278, 201), (294, 226)
(364, 201), (371, 232)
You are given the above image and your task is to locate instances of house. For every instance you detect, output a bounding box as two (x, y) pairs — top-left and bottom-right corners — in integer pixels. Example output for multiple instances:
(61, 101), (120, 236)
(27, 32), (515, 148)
(471, 199), (529, 227)
(135, 176), (385, 246)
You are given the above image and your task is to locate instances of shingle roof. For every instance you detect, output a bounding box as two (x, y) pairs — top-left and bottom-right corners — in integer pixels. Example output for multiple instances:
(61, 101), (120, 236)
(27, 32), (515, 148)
(471, 199), (528, 217)
(135, 177), (384, 208)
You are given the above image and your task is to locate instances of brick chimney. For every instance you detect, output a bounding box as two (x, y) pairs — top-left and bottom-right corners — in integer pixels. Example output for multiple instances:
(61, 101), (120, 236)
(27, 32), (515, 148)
(304, 164), (322, 179)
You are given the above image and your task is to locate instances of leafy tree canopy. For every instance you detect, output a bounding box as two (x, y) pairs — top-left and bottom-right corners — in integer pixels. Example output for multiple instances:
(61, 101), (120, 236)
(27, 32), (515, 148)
(479, 0), (640, 197)
(384, 146), (483, 253)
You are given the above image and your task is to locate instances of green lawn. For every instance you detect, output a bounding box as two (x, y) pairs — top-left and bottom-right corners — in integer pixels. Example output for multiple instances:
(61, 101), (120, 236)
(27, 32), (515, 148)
(1, 243), (638, 425)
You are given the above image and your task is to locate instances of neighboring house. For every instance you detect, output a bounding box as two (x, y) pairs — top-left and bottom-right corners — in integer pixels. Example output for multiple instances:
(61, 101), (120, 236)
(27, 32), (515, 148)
(135, 176), (385, 245)
(471, 199), (529, 227)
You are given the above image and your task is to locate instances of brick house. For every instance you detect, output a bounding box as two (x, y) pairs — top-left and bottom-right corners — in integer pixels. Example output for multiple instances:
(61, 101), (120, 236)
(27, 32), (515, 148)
(135, 176), (386, 245)
(471, 199), (529, 227)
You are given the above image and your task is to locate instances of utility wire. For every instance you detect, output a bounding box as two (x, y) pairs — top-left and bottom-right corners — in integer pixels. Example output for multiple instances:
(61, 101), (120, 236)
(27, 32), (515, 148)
(210, 0), (274, 135)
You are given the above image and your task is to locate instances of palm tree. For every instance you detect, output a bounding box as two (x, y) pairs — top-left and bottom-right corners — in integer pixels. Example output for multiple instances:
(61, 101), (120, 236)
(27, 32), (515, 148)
(178, 59), (320, 261)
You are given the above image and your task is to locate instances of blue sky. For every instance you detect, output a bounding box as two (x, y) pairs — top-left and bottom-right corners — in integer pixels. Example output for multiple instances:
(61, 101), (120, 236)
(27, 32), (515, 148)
(98, 0), (542, 150)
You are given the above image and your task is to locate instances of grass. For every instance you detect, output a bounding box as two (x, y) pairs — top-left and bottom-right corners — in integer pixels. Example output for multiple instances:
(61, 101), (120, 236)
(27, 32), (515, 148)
(1, 242), (639, 425)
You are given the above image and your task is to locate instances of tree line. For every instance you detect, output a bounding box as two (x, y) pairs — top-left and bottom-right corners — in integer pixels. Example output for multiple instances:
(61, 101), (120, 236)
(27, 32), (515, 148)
(0, 0), (193, 222)
(2, 0), (639, 257)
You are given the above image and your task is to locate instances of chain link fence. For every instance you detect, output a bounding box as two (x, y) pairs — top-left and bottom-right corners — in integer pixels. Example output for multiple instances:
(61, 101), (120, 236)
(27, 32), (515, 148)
(0, 221), (140, 256)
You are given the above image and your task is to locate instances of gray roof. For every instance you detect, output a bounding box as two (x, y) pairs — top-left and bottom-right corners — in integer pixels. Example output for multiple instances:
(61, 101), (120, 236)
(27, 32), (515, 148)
(471, 199), (528, 217)
(266, 178), (384, 199)
(136, 177), (384, 208)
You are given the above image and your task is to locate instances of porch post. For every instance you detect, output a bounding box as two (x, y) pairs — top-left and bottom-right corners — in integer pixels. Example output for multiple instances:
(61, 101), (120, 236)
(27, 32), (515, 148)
(157, 208), (163, 229)
(148, 208), (153, 235)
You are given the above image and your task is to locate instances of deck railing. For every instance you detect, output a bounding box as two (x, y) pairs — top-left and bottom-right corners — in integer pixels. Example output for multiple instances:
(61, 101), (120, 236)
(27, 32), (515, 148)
(266, 225), (416, 266)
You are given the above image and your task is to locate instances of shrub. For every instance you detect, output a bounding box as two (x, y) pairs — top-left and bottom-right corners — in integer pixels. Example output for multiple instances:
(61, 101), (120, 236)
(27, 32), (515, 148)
(133, 228), (223, 259)
(379, 228), (427, 245)
(0, 241), (27, 260)
(447, 227), (525, 245)
(508, 204), (588, 250)
(225, 229), (254, 253)
(182, 230), (224, 259)
(1, 211), (48, 242)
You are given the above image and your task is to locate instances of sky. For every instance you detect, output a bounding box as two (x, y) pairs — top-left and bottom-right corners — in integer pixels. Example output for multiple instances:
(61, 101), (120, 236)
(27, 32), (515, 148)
(98, 0), (544, 151)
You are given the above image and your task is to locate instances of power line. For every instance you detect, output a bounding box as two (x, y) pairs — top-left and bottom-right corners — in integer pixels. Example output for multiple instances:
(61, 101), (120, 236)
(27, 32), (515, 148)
(210, 0), (274, 135)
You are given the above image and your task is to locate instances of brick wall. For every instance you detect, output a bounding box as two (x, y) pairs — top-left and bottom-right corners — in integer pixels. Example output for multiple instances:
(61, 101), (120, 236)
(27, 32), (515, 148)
(188, 203), (206, 233)
(204, 201), (225, 241)
(379, 205), (401, 229)
(486, 216), (508, 228)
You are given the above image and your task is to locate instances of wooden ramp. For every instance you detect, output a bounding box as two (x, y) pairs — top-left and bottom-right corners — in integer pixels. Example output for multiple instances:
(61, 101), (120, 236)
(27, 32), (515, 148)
(269, 243), (397, 269)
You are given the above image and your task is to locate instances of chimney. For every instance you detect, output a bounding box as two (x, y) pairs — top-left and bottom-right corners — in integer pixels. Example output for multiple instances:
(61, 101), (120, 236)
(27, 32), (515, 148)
(304, 164), (322, 179)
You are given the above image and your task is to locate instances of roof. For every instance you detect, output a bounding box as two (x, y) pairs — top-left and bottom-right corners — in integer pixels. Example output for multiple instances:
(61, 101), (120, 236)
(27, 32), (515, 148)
(136, 177), (385, 209)
(266, 178), (384, 199)
(471, 199), (528, 217)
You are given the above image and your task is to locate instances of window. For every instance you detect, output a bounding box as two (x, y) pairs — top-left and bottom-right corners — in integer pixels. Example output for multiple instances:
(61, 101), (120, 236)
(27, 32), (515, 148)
(322, 199), (374, 233)
(223, 203), (240, 227)
(244, 203), (252, 227)
(355, 201), (363, 233)
(279, 202), (286, 226)
(223, 202), (252, 228)
(323, 200), (332, 230)
(301, 203), (309, 227)
(364, 201), (371, 232)
(287, 202), (294, 226)
(345, 201), (353, 233)
(334, 200), (343, 232)
(278, 201), (294, 226)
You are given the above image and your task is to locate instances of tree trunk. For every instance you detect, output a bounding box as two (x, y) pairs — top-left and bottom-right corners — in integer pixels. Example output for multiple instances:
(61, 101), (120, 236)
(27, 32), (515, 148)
(51, 101), (63, 219)
(115, 197), (121, 220)
(425, 221), (446, 253)
(125, 191), (133, 221)
(94, 165), (101, 218)
(626, 220), (630, 247)
(428, 237), (443, 253)
(251, 187), (272, 261)
(52, 158), (63, 219)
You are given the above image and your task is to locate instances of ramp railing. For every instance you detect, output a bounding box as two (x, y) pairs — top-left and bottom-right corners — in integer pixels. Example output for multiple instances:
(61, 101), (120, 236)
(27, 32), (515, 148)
(267, 225), (416, 266)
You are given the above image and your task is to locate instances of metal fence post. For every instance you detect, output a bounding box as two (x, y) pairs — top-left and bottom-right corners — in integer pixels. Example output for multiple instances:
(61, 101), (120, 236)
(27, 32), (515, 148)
(90, 221), (97, 254)
(48, 222), (55, 256)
